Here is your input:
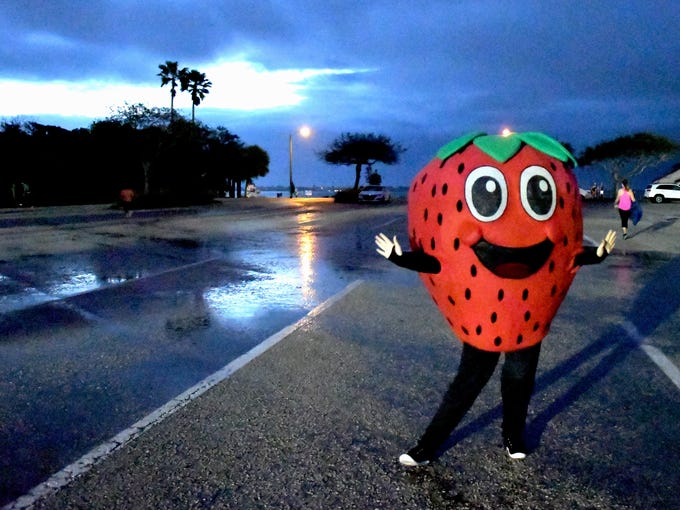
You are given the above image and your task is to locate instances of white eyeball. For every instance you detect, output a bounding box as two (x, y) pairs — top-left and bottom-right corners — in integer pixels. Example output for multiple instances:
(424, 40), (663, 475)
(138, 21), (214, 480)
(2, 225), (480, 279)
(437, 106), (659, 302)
(520, 166), (556, 221)
(465, 166), (508, 222)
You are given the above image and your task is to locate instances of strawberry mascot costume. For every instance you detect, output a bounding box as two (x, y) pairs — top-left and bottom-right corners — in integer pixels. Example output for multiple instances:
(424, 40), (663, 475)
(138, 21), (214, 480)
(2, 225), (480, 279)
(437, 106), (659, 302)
(376, 131), (616, 465)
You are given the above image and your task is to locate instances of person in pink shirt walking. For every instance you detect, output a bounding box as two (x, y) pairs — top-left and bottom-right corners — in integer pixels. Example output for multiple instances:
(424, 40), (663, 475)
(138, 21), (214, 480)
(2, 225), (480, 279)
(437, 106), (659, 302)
(614, 179), (635, 239)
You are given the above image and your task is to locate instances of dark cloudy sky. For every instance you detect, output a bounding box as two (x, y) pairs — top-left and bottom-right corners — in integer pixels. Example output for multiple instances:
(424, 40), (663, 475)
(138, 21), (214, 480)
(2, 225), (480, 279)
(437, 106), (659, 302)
(1, 0), (678, 187)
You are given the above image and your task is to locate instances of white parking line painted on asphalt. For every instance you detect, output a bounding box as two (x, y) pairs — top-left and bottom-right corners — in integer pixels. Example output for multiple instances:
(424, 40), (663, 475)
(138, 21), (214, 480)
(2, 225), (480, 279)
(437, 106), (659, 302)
(639, 344), (680, 391)
(375, 217), (402, 230)
(3, 279), (364, 510)
(623, 320), (680, 391)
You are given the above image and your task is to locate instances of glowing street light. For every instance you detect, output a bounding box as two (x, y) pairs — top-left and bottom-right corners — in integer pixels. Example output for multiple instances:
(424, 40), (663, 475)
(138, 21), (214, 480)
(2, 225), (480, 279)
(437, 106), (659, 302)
(289, 125), (312, 198)
(299, 125), (311, 138)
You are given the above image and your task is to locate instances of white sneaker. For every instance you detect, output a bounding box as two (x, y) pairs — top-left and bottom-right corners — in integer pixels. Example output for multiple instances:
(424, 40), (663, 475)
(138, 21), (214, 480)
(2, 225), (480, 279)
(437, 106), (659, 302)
(504, 437), (527, 459)
(399, 453), (430, 467)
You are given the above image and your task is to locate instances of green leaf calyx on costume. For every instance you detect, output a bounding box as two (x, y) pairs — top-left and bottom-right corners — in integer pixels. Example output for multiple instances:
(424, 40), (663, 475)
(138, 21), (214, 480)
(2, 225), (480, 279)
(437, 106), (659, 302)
(436, 131), (578, 167)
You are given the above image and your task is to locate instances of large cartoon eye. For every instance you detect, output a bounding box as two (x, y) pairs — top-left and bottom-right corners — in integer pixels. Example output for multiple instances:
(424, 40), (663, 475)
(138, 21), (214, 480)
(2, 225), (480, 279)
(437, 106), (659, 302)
(520, 166), (556, 221)
(465, 166), (508, 222)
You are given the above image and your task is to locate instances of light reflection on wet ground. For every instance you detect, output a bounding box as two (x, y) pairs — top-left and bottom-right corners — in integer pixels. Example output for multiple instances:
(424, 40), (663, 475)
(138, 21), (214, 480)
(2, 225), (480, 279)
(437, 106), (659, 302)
(0, 246), (168, 313)
(0, 203), (411, 504)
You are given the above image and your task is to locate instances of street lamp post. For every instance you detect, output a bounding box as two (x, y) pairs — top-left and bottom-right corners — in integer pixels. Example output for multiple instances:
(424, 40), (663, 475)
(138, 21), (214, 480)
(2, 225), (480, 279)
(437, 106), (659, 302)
(289, 126), (311, 198)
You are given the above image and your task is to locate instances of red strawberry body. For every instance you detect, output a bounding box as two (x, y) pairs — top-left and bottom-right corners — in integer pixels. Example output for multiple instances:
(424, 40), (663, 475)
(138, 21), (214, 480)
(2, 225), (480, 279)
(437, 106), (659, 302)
(407, 133), (583, 352)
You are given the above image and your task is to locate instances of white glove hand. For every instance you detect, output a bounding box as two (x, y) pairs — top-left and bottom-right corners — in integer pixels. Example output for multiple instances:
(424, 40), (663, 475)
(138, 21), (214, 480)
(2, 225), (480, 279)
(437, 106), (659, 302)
(597, 229), (616, 257)
(375, 233), (402, 259)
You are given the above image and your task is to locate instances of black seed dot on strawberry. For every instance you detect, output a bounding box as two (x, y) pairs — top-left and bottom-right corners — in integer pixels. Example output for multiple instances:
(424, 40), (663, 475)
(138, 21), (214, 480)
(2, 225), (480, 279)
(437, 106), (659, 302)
(458, 163), (465, 174)
(421, 173), (428, 184)
(431, 185), (437, 197)
(471, 265), (477, 277)
(465, 288), (471, 300)
(442, 183), (448, 195)
(430, 238), (435, 250)
(522, 289), (529, 300)
(566, 182), (572, 193)
(545, 321), (551, 331)
(462, 326), (469, 335)
(412, 182), (418, 192)
(549, 260), (555, 272)
(437, 213), (443, 225)
(475, 325), (482, 335)
(491, 312), (497, 323)
(524, 311), (531, 321)
(533, 322), (540, 331)
(563, 236), (568, 246)
(559, 197), (564, 209)
(447, 295), (455, 306)
(494, 336), (502, 346)
(550, 285), (557, 296)
(550, 162), (556, 171)
(447, 317), (453, 326)
(498, 289), (504, 301)
(456, 200), (463, 212)
(429, 276), (436, 286)
(516, 335), (523, 345)
(453, 238), (460, 250)
(424, 208), (429, 221)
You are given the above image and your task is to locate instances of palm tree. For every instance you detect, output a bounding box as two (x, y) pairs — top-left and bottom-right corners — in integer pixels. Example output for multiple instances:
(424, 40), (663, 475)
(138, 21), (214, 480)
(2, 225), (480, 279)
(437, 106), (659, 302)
(157, 61), (187, 123)
(180, 69), (212, 123)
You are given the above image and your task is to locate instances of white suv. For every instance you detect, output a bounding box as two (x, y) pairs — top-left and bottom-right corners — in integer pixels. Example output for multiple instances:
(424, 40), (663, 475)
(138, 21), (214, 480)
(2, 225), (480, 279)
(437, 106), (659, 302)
(644, 183), (680, 203)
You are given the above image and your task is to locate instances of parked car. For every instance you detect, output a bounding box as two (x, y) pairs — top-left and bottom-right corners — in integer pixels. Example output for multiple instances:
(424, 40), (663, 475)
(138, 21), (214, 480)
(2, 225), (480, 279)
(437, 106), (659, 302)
(644, 183), (680, 203)
(245, 183), (260, 198)
(358, 185), (392, 203)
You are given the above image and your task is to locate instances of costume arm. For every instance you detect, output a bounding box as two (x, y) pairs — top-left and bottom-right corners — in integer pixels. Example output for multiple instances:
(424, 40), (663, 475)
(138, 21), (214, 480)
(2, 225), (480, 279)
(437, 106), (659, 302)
(375, 233), (441, 274)
(575, 230), (616, 266)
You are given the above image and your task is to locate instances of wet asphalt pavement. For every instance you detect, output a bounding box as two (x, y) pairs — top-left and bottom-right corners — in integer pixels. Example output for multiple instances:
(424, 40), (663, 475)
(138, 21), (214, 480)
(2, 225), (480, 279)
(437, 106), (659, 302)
(1, 198), (679, 509)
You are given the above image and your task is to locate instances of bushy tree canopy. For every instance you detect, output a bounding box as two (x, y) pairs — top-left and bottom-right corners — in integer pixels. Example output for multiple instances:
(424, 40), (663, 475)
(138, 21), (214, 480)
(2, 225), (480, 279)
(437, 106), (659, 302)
(578, 132), (679, 184)
(0, 108), (269, 207)
(320, 132), (405, 191)
(580, 133), (678, 165)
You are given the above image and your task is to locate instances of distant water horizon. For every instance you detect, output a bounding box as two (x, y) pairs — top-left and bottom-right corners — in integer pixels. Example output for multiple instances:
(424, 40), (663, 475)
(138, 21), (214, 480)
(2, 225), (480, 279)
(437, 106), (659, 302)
(253, 160), (676, 200)
(255, 185), (409, 199)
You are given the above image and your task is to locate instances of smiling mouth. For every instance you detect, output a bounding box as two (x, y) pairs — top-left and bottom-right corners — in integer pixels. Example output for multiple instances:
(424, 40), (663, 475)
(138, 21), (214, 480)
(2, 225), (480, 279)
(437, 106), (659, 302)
(472, 238), (554, 279)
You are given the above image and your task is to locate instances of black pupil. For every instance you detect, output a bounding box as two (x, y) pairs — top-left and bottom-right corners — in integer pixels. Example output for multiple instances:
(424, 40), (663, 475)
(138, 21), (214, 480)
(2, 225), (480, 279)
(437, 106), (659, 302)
(526, 175), (553, 215)
(471, 176), (502, 217)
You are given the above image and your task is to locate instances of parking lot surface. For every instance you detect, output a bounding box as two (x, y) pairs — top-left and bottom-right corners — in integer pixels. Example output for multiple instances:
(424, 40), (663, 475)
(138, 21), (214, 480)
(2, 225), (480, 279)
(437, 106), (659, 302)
(2, 199), (679, 509)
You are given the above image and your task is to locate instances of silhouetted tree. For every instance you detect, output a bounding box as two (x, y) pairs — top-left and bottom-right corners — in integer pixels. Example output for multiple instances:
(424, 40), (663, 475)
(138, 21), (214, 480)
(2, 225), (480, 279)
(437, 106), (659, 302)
(234, 145), (269, 197)
(152, 119), (209, 198)
(0, 121), (31, 206)
(320, 132), (405, 192)
(180, 69), (212, 123)
(579, 132), (679, 185)
(0, 104), (270, 208)
(158, 61), (188, 123)
(109, 102), (174, 129)
(204, 127), (243, 198)
(89, 120), (145, 199)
